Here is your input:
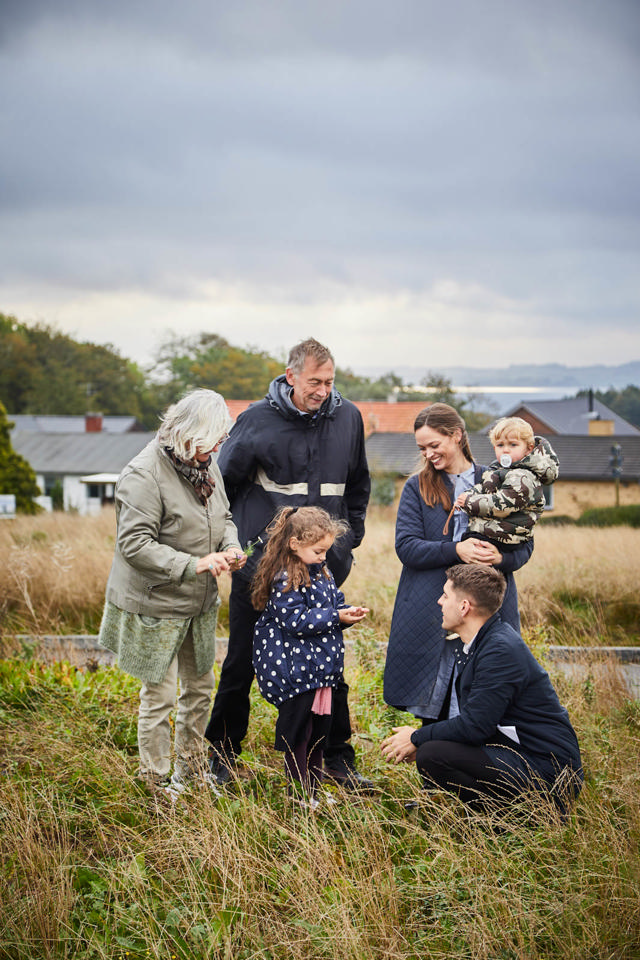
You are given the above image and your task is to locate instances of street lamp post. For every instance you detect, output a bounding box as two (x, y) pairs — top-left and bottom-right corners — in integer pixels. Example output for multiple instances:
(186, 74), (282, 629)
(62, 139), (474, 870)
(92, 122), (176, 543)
(609, 443), (623, 507)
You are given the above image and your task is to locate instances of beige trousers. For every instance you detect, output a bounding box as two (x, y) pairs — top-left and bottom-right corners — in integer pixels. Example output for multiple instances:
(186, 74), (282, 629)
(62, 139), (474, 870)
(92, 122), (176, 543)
(137, 625), (214, 781)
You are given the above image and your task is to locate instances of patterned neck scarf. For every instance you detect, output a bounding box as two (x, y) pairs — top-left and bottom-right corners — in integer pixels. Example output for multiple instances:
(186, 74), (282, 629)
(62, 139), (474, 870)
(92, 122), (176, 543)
(164, 447), (216, 505)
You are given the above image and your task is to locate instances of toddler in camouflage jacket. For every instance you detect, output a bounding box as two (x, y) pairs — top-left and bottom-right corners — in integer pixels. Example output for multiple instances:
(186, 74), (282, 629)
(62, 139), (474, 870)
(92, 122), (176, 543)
(454, 416), (559, 550)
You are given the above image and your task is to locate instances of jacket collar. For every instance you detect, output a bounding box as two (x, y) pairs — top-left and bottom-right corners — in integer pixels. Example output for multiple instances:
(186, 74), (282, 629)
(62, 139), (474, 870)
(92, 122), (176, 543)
(471, 611), (502, 650)
(266, 374), (342, 421)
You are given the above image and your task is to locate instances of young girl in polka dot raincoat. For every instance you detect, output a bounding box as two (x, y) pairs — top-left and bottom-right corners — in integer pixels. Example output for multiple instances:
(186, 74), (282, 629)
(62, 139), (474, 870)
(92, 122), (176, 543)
(251, 506), (368, 805)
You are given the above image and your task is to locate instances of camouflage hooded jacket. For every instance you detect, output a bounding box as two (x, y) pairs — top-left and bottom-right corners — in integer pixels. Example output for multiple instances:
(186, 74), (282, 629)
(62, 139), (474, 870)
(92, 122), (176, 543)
(462, 436), (559, 545)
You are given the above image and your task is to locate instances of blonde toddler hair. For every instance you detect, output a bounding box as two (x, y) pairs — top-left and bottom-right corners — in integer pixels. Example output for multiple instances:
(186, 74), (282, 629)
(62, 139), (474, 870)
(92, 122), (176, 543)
(488, 416), (535, 448)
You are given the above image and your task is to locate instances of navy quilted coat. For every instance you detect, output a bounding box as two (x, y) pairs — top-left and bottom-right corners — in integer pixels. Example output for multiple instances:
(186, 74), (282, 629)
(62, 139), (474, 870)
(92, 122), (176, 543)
(383, 467), (533, 717)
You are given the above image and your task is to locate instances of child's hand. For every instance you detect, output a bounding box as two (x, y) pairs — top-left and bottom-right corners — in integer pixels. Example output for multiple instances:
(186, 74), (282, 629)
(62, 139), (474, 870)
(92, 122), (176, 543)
(339, 606), (369, 624)
(455, 492), (470, 509)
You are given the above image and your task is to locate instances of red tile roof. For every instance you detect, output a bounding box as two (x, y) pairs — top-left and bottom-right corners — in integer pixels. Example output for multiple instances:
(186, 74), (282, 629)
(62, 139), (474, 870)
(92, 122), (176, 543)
(354, 402), (429, 436)
(226, 399), (254, 421)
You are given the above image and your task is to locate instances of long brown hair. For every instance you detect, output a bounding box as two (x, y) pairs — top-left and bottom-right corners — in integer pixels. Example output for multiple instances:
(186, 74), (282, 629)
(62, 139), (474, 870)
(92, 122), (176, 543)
(251, 506), (348, 610)
(413, 403), (474, 508)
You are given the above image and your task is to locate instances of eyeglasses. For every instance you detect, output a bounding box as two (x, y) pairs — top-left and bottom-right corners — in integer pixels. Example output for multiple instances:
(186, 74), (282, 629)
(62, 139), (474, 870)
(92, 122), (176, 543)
(215, 433), (230, 449)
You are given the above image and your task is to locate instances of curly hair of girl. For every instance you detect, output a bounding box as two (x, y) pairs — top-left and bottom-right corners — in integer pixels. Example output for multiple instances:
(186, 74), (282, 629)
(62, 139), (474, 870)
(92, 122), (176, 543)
(250, 506), (349, 610)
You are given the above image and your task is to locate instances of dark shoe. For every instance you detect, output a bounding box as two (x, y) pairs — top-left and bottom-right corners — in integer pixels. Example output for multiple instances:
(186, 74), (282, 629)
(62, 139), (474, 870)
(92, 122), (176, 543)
(323, 759), (375, 793)
(208, 750), (235, 786)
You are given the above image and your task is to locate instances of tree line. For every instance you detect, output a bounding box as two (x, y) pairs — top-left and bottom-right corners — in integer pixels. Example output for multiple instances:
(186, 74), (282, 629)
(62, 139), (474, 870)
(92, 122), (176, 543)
(0, 315), (411, 430)
(0, 313), (490, 429)
(2, 313), (639, 432)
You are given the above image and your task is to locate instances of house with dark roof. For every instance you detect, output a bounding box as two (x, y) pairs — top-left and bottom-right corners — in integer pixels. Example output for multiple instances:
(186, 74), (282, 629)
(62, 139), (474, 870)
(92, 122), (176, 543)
(501, 395), (640, 437)
(11, 397), (640, 518)
(365, 431), (640, 517)
(9, 413), (145, 433)
(7, 412), (149, 512)
(11, 430), (153, 513)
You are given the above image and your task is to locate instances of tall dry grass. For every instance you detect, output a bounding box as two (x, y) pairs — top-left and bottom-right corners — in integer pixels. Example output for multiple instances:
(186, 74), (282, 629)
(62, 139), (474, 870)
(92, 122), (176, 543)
(515, 526), (640, 644)
(1, 507), (640, 956)
(0, 654), (639, 958)
(2, 506), (640, 645)
(0, 509), (115, 635)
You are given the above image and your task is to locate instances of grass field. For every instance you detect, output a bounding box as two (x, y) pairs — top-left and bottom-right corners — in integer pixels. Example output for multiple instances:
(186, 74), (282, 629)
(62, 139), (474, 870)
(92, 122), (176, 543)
(0, 508), (639, 958)
(1, 505), (639, 644)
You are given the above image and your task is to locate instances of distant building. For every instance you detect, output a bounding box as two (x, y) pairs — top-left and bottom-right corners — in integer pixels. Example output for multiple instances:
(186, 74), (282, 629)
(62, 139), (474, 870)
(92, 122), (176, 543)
(13, 397), (639, 519)
(499, 394), (640, 437)
(9, 413), (145, 434)
(366, 431), (640, 517)
(10, 430), (153, 514)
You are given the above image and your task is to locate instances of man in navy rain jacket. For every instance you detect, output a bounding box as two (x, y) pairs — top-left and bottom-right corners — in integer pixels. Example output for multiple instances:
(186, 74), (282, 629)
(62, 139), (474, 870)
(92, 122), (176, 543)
(205, 337), (372, 788)
(382, 564), (583, 810)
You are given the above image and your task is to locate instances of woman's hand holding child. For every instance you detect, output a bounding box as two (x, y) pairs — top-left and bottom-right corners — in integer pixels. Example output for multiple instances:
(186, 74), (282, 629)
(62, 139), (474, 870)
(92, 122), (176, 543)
(455, 538), (502, 566)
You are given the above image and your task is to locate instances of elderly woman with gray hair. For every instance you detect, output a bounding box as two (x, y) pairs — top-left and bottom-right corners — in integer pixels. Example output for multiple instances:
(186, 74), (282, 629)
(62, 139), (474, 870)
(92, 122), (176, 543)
(99, 389), (246, 798)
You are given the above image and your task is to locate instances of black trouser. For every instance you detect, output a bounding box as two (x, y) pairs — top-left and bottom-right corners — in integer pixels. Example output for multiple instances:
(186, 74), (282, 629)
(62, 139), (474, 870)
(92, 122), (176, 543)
(415, 740), (531, 808)
(204, 574), (355, 767)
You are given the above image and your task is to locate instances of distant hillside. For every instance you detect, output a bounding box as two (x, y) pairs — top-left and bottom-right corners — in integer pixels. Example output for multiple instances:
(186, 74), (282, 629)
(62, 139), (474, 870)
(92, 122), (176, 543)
(356, 361), (640, 390)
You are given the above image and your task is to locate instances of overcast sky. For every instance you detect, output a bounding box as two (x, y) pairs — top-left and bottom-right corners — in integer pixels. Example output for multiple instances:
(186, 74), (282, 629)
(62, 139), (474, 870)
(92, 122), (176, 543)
(1, 0), (639, 375)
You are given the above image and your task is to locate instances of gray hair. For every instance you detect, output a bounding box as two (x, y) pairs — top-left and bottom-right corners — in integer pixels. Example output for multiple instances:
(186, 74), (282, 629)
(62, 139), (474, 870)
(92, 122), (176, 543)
(157, 389), (231, 461)
(287, 337), (334, 375)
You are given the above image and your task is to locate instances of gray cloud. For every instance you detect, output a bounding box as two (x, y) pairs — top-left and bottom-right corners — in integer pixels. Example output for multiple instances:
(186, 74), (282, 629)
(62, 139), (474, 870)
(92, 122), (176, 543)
(1, 0), (639, 364)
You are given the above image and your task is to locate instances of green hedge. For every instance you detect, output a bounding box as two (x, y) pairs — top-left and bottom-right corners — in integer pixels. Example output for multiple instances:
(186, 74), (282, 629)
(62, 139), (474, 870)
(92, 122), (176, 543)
(538, 514), (576, 527)
(576, 504), (640, 528)
(370, 472), (397, 506)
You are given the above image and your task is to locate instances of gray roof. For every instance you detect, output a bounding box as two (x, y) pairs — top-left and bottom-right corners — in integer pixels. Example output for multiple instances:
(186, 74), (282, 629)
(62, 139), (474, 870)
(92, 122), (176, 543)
(8, 414), (143, 433)
(11, 431), (155, 475)
(500, 397), (640, 436)
(13, 425), (640, 484)
(366, 432), (640, 483)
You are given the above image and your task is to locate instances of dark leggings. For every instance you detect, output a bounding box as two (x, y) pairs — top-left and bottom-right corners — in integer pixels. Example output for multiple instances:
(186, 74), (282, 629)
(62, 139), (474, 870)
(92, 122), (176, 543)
(284, 714), (326, 797)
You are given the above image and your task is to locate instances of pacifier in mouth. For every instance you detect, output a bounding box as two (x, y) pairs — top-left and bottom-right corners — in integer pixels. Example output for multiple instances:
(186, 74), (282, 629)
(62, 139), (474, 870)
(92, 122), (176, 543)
(499, 454), (513, 467)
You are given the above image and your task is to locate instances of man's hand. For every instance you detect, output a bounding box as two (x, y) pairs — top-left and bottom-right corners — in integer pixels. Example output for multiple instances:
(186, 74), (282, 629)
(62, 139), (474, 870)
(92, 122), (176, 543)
(381, 726), (418, 764)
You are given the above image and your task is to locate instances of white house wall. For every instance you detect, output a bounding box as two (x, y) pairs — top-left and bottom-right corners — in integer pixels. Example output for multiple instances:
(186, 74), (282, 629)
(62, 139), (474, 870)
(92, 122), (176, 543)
(64, 476), (90, 513)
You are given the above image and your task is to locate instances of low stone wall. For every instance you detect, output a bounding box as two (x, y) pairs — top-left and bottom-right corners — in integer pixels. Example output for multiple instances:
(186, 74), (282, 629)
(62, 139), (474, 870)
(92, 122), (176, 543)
(9, 634), (640, 700)
(545, 645), (640, 699)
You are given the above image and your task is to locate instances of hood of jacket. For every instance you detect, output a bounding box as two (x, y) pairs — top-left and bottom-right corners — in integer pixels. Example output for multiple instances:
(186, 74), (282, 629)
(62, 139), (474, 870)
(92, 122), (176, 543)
(266, 373), (343, 421)
(506, 435), (559, 485)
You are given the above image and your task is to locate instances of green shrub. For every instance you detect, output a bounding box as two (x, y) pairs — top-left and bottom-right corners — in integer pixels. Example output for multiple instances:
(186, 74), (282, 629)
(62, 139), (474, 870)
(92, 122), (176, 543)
(370, 472), (397, 506)
(50, 479), (64, 511)
(0, 401), (41, 513)
(538, 514), (576, 526)
(577, 504), (640, 528)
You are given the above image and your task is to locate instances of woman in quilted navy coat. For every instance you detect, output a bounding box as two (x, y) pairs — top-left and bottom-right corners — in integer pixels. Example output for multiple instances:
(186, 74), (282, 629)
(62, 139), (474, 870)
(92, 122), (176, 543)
(383, 404), (533, 719)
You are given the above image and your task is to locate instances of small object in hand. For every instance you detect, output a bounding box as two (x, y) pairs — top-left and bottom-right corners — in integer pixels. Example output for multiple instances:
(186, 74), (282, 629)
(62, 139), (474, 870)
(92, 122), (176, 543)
(208, 563), (214, 571)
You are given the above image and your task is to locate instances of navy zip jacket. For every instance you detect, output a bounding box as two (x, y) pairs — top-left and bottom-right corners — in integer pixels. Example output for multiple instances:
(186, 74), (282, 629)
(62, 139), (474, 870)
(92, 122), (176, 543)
(410, 613), (583, 784)
(217, 375), (370, 587)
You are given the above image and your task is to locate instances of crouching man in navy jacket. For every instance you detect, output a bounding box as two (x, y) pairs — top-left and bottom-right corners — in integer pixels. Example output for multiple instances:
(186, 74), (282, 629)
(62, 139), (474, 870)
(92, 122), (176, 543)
(382, 564), (583, 810)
